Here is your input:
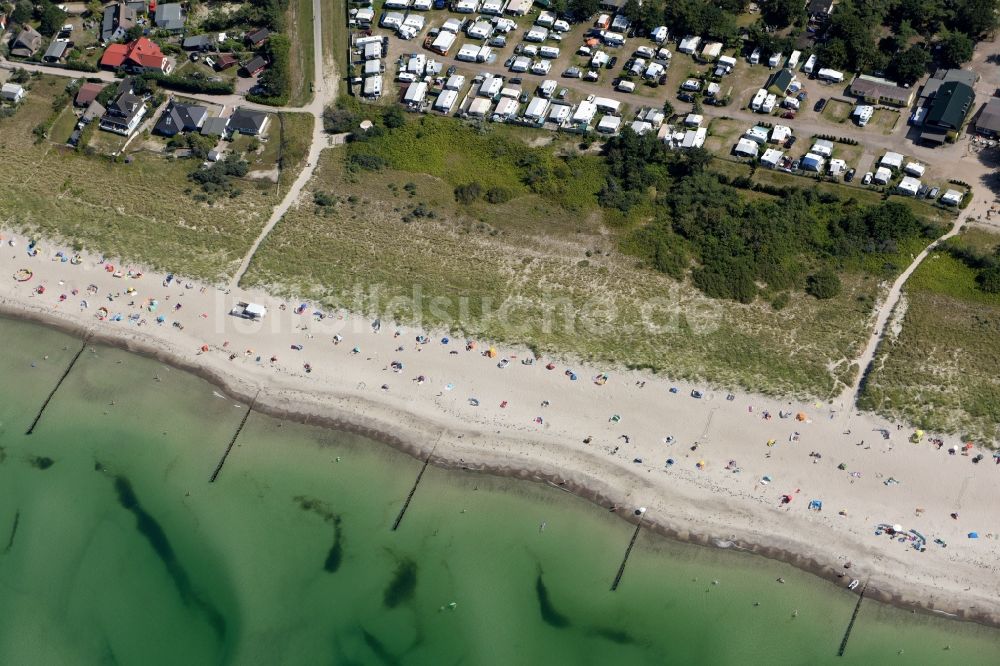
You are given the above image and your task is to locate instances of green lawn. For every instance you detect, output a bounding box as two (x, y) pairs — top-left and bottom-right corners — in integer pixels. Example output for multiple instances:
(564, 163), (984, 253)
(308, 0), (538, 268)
(287, 0), (315, 106)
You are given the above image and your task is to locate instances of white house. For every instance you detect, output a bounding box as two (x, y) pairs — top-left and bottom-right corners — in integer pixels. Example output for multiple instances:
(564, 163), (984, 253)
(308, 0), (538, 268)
(760, 148), (784, 168)
(434, 89), (458, 113)
(941, 189), (963, 205)
(800, 153), (825, 172)
(897, 176), (921, 196)
(853, 104), (874, 126)
(631, 120), (653, 135)
(761, 94), (777, 113)
(466, 20), (493, 39)
(363, 75), (382, 98)
(479, 76), (503, 97)
(525, 27), (548, 42)
(457, 44), (480, 62)
(531, 60), (551, 75)
(510, 56), (531, 72)
(701, 41), (722, 61)
(381, 12), (404, 29)
(684, 113), (703, 127)
(745, 126), (770, 145)
(734, 137), (759, 157)
(880, 151), (904, 170)
(548, 103), (571, 123)
(594, 97), (620, 115)
(571, 100), (598, 127)
(873, 166), (893, 184)
(524, 96), (550, 122)
(828, 158), (847, 176)
(1, 83), (25, 103)
(597, 114), (622, 133)
(682, 127), (707, 149)
(904, 161), (925, 177)
(651, 26), (668, 43)
(468, 97), (492, 117)
(445, 74), (466, 91)
(818, 68), (844, 83)
(811, 139), (834, 157)
(771, 125), (791, 143)
(492, 97), (518, 120)
(403, 81), (428, 106)
(678, 36), (701, 54)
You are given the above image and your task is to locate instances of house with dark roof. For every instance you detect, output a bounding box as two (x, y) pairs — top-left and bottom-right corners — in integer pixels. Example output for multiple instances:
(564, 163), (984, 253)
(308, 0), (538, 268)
(807, 0), (835, 21)
(99, 85), (146, 135)
(214, 53), (239, 71)
(242, 55), (268, 76)
(43, 39), (70, 63)
(919, 68), (977, 102)
(101, 2), (136, 43)
(849, 75), (914, 107)
(10, 26), (42, 58)
(921, 81), (974, 143)
(228, 108), (269, 135)
(100, 37), (172, 74)
(974, 97), (1000, 137)
(245, 27), (270, 47)
(154, 101), (208, 136)
(200, 115), (230, 137)
(182, 34), (215, 51)
(75, 82), (105, 107)
(767, 69), (796, 96)
(79, 100), (106, 126)
(154, 3), (185, 32)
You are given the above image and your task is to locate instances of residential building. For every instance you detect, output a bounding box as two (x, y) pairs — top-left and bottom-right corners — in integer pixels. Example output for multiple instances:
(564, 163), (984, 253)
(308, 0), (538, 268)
(919, 68), (976, 102)
(214, 53), (239, 71)
(403, 81), (428, 106)
(734, 138), (759, 157)
(100, 37), (172, 74)
(43, 39), (70, 63)
(1, 83), (25, 103)
(75, 82), (105, 107)
(154, 3), (185, 32)
(904, 162), (925, 177)
(800, 153), (825, 172)
(808, 0), (835, 21)
(183, 34), (216, 51)
(101, 3), (136, 43)
(760, 148), (783, 168)
(242, 55), (268, 76)
(768, 68), (796, 96)
(228, 108), (269, 135)
(596, 115), (622, 134)
(10, 26), (42, 58)
(880, 151), (904, 169)
(849, 75), (914, 107)
(363, 75), (383, 98)
(153, 101), (208, 136)
(896, 176), (921, 196)
(200, 116), (230, 137)
(811, 139), (834, 157)
(921, 81), (974, 142)
(245, 28), (270, 48)
(975, 97), (1000, 137)
(79, 100), (105, 126)
(873, 166), (892, 184)
(940, 189), (963, 205)
(99, 86), (146, 135)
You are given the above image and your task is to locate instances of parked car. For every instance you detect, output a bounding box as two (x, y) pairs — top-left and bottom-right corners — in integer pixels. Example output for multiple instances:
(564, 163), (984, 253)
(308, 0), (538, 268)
(519, 92), (529, 103)
(607, 56), (618, 69)
(504, 56), (515, 67)
(563, 67), (582, 78)
(691, 390), (703, 399)
(558, 87), (568, 99)
(797, 91), (808, 101)
(845, 168), (856, 182)
(498, 358), (509, 369)
(514, 44), (524, 55)
(786, 135), (797, 148)
(917, 184), (930, 198)
(677, 92), (694, 102)
(781, 111), (795, 119)
(928, 187), (940, 199)
(791, 159), (800, 170)
(446, 65), (456, 76)
(862, 171), (873, 185)
(509, 77), (522, 84)
(814, 98), (827, 112)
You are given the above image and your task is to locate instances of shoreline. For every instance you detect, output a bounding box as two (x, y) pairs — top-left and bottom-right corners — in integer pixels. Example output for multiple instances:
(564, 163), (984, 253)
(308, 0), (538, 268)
(3, 231), (1000, 631)
(4, 305), (1000, 631)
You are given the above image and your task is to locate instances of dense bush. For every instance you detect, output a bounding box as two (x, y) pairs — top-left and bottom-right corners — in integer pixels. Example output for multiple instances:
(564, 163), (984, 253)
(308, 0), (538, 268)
(142, 72), (235, 94)
(246, 34), (290, 106)
(454, 182), (482, 204)
(806, 269), (843, 299)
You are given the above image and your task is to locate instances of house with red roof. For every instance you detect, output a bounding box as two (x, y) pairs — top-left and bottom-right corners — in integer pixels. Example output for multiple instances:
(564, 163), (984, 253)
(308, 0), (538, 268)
(100, 37), (173, 74)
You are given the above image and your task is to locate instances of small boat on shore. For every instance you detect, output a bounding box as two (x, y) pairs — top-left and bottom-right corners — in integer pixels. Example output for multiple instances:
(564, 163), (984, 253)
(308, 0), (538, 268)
(848, 579), (859, 590)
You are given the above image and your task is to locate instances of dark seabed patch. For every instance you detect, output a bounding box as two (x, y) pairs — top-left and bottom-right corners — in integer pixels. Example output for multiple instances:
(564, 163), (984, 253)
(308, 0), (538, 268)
(113, 475), (227, 639)
(361, 628), (401, 666)
(28, 455), (55, 470)
(592, 626), (636, 645)
(293, 496), (344, 573)
(536, 572), (571, 628)
(4, 510), (20, 554)
(0, 446), (7, 464)
(383, 558), (417, 609)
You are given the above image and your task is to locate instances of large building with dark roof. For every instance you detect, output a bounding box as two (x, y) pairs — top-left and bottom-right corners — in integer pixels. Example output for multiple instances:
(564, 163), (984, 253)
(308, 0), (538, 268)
(921, 81), (975, 143)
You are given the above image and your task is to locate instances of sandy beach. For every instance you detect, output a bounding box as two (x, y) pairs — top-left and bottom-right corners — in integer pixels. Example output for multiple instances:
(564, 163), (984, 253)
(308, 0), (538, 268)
(2, 228), (1000, 627)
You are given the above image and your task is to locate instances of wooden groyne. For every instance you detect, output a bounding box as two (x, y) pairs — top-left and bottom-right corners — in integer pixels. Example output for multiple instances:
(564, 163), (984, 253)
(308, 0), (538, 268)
(25, 337), (89, 435)
(209, 391), (259, 483)
(392, 453), (433, 531)
(610, 517), (644, 591)
(838, 581), (868, 657)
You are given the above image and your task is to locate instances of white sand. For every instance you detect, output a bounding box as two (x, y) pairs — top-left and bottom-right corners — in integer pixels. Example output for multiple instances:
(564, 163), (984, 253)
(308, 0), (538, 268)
(2, 230), (999, 624)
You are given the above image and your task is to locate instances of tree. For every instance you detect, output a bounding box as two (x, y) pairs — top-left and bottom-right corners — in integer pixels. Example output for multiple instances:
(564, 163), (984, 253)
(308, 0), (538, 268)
(952, 0), (1000, 37)
(566, 0), (599, 22)
(806, 269), (842, 299)
(322, 105), (358, 133)
(86, 0), (103, 16)
(38, 4), (67, 37)
(11, 0), (31, 24)
(939, 32), (975, 67)
(761, 0), (802, 27)
(661, 99), (674, 117)
(888, 44), (929, 85)
(382, 105), (406, 129)
(977, 266), (1000, 293)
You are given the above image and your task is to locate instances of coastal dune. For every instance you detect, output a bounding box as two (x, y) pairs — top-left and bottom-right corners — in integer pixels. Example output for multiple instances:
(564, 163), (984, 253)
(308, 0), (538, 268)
(2, 230), (1000, 627)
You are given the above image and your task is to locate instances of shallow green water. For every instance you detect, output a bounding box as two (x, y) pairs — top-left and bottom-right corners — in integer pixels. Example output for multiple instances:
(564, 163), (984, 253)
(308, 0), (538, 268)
(1, 316), (999, 665)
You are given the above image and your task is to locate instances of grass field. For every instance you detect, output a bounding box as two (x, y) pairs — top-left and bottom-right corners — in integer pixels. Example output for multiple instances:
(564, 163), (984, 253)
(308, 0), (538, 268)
(858, 226), (1000, 442)
(822, 99), (853, 124)
(0, 76), (308, 281)
(241, 119), (905, 398)
(287, 0), (316, 106)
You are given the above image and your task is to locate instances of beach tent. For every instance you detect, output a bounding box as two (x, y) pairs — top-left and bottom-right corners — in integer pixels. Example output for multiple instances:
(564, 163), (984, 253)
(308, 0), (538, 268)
(808, 500), (822, 511)
(486, 347), (498, 358)
(968, 532), (979, 539)
(795, 412), (807, 421)
(696, 460), (706, 469)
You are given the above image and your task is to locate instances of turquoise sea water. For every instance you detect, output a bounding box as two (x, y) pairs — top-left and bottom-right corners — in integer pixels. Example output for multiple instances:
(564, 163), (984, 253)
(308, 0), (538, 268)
(1, 315), (999, 665)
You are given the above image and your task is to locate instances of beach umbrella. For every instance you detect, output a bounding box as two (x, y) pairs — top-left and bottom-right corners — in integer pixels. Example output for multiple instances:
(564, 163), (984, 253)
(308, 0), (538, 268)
(696, 460), (706, 469)
(795, 412), (807, 421)
(487, 347), (498, 358)
(893, 524), (903, 533)
(441, 337), (449, 344)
